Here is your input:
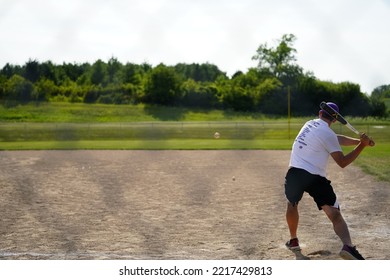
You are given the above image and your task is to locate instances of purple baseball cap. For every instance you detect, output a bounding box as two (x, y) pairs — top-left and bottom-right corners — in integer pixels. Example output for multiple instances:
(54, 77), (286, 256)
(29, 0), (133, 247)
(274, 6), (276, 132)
(326, 102), (339, 112)
(320, 102), (339, 119)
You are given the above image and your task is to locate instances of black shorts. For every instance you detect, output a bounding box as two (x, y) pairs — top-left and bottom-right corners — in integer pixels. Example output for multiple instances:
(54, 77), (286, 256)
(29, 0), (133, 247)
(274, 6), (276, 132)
(284, 167), (338, 210)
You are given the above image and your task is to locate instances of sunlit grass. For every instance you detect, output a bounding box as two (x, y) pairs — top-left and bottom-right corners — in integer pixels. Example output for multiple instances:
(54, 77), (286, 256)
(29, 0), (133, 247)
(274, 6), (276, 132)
(0, 139), (293, 150)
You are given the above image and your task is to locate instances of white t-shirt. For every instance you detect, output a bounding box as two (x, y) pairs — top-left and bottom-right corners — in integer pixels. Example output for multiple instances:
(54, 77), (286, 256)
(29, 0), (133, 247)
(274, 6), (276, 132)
(289, 118), (342, 177)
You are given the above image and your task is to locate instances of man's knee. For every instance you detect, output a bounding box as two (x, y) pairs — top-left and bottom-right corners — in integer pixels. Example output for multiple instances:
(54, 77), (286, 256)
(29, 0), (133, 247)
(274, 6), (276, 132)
(287, 201), (299, 214)
(322, 205), (342, 222)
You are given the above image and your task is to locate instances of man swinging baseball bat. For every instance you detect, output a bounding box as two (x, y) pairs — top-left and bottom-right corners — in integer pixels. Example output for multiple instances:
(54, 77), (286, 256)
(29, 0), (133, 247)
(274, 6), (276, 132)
(284, 101), (375, 260)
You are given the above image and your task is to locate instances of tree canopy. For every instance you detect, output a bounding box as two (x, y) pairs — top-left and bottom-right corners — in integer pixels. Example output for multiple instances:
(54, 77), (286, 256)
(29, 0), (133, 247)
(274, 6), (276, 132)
(0, 34), (388, 118)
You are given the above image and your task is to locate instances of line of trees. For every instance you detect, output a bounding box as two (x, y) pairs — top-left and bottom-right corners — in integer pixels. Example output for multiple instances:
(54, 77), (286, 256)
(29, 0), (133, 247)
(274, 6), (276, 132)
(0, 34), (388, 117)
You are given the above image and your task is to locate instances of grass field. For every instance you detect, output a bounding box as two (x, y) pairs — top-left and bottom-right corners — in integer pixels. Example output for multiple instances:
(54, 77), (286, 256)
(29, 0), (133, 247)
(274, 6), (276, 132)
(1, 102), (389, 181)
(0, 102), (273, 122)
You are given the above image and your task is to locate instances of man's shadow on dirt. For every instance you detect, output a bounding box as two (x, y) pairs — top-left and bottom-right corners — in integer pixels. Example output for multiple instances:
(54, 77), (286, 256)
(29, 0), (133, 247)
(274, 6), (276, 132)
(291, 249), (311, 260)
(290, 249), (332, 260)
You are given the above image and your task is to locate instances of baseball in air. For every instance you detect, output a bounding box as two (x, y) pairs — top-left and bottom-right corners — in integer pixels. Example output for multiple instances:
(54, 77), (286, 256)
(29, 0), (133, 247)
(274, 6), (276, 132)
(214, 132), (220, 139)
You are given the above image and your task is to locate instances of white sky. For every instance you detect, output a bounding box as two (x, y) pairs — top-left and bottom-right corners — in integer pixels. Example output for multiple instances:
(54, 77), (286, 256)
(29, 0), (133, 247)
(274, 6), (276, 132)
(1, 0), (390, 94)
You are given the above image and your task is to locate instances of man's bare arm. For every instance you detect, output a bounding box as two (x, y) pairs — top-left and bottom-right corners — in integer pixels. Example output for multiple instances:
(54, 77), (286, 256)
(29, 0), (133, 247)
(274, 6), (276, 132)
(332, 134), (372, 168)
(337, 135), (360, 146)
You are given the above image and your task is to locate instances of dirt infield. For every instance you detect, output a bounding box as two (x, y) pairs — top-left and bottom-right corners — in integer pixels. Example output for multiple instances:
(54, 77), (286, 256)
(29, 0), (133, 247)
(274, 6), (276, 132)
(0, 150), (388, 260)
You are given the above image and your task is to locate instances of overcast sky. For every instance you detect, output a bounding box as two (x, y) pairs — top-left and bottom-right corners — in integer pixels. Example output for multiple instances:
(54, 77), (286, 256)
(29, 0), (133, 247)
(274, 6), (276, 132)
(1, 0), (389, 94)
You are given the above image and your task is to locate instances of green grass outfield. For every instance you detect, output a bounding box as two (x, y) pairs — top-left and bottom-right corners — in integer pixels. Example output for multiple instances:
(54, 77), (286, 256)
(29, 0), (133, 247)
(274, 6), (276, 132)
(1, 102), (389, 181)
(0, 139), (293, 150)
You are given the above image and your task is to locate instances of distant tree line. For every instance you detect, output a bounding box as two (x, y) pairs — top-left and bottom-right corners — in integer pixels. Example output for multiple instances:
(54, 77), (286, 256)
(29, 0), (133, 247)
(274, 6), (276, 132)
(0, 34), (388, 117)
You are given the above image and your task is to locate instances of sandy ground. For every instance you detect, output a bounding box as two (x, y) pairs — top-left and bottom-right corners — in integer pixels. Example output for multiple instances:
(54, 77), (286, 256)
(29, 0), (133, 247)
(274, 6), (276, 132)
(0, 150), (388, 260)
